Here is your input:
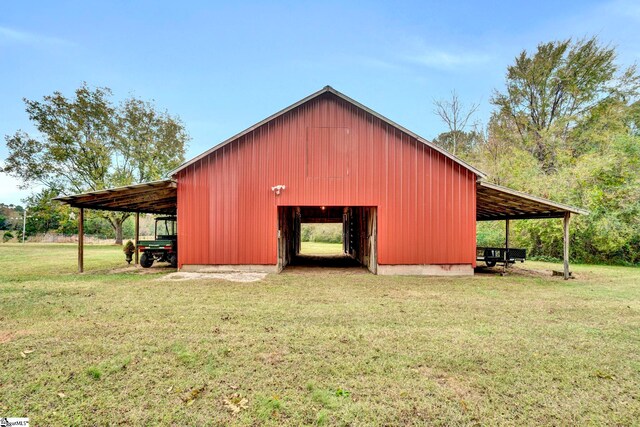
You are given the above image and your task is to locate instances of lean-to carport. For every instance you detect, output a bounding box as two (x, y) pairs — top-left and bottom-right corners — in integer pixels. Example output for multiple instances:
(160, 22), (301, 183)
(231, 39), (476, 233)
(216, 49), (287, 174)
(476, 181), (588, 279)
(54, 179), (176, 272)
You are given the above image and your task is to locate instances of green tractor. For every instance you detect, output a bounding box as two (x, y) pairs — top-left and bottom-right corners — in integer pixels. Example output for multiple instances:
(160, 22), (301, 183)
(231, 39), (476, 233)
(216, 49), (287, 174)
(137, 216), (178, 268)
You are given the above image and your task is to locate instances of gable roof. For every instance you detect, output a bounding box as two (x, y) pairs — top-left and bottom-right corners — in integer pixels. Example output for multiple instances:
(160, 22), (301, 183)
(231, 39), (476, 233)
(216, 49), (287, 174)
(169, 86), (487, 178)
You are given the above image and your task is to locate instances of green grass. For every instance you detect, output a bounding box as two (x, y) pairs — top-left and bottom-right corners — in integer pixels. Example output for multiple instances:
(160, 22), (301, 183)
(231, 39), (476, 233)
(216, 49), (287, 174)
(300, 241), (344, 255)
(1, 243), (639, 425)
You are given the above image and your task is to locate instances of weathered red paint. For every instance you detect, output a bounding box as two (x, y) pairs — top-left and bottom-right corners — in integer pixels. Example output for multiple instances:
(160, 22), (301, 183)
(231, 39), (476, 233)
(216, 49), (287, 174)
(176, 92), (478, 268)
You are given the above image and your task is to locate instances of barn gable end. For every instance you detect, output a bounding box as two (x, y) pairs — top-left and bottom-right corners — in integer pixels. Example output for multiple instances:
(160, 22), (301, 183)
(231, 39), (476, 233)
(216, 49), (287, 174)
(176, 88), (479, 272)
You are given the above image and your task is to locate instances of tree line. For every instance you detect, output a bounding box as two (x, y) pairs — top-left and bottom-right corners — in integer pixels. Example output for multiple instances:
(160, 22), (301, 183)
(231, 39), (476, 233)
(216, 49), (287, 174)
(2, 84), (188, 244)
(433, 37), (640, 264)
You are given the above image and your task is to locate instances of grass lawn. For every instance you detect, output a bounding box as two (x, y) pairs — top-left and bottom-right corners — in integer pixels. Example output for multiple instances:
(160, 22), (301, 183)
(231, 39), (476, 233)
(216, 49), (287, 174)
(300, 242), (344, 255)
(1, 243), (639, 425)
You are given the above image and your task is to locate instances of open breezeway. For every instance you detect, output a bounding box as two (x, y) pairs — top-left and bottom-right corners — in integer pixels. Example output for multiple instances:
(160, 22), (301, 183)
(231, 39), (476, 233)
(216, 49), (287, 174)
(277, 206), (377, 273)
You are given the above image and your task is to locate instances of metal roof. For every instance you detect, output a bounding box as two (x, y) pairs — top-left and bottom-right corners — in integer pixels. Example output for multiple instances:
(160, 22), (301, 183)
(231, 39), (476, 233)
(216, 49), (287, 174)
(53, 179), (177, 214)
(169, 85), (487, 178)
(477, 181), (588, 221)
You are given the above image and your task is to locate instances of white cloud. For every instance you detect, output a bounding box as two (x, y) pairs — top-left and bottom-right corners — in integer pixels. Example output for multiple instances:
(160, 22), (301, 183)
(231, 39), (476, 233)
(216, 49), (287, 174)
(397, 35), (492, 70)
(0, 26), (74, 47)
(406, 49), (491, 69)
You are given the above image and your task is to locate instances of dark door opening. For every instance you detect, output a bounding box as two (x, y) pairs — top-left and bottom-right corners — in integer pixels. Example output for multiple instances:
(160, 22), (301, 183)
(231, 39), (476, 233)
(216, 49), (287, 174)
(277, 206), (377, 273)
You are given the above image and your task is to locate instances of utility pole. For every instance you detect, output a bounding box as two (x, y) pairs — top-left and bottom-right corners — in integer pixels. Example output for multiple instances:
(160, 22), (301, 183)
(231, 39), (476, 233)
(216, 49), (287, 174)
(22, 208), (27, 244)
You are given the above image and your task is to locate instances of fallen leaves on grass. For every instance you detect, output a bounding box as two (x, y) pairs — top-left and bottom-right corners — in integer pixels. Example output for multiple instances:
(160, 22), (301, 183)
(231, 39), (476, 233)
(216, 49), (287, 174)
(224, 393), (249, 414)
(181, 385), (206, 406)
(20, 348), (35, 358)
(593, 370), (615, 380)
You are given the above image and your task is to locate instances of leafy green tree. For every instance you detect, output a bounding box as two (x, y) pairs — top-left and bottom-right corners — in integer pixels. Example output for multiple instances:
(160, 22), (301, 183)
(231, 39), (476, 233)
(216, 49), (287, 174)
(0, 204), (24, 230)
(24, 189), (66, 235)
(491, 37), (640, 172)
(484, 37), (640, 264)
(432, 130), (483, 159)
(2, 83), (188, 243)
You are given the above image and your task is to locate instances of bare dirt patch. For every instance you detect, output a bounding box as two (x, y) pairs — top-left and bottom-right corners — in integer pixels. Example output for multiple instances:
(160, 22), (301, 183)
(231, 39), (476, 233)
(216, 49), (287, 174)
(475, 265), (555, 279)
(158, 271), (267, 283)
(109, 265), (175, 274)
(0, 330), (30, 344)
(416, 366), (481, 402)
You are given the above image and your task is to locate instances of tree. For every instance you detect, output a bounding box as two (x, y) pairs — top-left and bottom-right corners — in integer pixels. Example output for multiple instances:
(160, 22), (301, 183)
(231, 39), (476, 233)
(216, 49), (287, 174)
(0, 204), (23, 230)
(483, 37), (640, 264)
(23, 189), (67, 235)
(491, 36), (640, 172)
(432, 90), (479, 156)
(2, 83), (188, 243)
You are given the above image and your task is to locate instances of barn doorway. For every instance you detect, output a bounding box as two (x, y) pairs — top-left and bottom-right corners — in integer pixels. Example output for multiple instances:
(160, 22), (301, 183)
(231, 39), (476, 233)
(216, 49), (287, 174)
(277, 206), (377, 273)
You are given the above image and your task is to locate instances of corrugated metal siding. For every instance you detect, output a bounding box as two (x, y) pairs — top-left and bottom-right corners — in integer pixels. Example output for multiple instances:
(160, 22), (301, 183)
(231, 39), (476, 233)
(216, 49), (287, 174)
(177, 93), (477, 268)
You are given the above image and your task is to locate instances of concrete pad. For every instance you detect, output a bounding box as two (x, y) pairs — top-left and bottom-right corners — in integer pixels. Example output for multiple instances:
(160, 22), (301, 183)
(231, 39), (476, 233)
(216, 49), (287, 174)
(180, 264), (278, 273)
(377, 264), (474, 276)
(158, 271), (268, 283)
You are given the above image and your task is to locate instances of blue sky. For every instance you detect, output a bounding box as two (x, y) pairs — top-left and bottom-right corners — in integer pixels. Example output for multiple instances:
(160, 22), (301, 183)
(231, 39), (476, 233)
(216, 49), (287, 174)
(1, 0), (639, 204)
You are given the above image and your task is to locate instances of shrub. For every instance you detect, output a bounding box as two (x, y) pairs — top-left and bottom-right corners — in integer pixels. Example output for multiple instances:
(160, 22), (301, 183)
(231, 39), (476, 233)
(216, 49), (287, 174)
(123, 240), (135, 255)
(2, 231), (14, 243)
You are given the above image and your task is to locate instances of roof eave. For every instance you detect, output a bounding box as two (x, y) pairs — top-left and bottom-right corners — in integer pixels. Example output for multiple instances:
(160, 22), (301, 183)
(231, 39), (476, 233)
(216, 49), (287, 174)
(478, 180), (589, 216)
(53, 179), (176, 202)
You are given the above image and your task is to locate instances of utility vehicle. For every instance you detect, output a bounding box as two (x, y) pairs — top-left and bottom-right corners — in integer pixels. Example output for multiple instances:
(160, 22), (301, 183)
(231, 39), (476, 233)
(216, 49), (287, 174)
(137, 216), (177, 268)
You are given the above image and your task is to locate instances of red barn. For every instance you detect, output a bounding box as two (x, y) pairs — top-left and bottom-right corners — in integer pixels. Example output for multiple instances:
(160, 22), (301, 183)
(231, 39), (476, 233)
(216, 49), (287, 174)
(172, 86), (482, 274)
(58, 86), (586, 277)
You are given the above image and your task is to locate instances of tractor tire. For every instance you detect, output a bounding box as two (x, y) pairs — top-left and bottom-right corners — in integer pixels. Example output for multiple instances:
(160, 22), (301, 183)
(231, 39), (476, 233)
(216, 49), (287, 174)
(485, 260), (496, 267)
(168, 252), (178, 268)
(140, 252), (154, 268)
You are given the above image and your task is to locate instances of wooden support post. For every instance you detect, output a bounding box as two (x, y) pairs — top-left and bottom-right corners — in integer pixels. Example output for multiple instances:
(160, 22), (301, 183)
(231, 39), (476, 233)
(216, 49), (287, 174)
(78, 208), (84, 273)
(503, 219), (510, 273)
(563, 212), (571, 280)
(134, 212), (140, 265)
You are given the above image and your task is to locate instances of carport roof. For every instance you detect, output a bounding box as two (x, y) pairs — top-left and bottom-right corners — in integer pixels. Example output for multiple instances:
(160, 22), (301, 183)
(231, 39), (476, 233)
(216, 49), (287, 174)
(476, 181), (588, 221)
(53, 179), (176, 214)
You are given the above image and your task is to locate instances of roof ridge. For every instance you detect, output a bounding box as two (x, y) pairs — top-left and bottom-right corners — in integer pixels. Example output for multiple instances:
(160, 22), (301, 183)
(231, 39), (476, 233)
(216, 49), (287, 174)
(168, 86), (486, 178)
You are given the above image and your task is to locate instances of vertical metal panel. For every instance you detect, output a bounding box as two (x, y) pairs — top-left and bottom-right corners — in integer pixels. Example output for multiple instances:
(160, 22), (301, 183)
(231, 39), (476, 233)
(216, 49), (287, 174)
(177, 93), (478, 268)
